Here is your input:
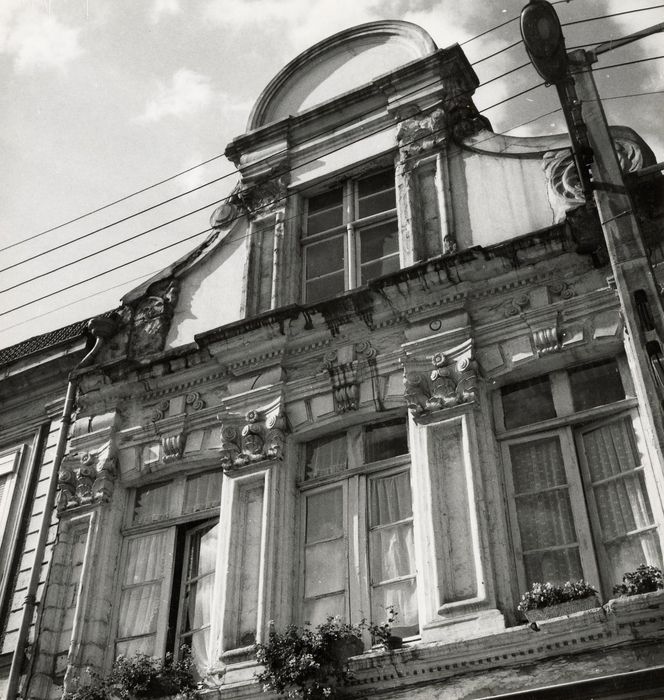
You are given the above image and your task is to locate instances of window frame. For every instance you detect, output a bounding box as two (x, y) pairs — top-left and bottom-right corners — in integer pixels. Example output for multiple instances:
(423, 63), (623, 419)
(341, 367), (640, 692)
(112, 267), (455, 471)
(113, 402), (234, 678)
(296, 418), (417, 639)
(113, 470), (222, 666)
(301, 168), (399, 303)
(496, 357), (664, 599)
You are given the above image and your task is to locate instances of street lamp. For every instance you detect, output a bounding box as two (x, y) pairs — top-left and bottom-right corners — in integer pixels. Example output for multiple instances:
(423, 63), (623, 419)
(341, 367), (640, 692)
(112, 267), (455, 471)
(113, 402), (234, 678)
(520, 0), (568, 84)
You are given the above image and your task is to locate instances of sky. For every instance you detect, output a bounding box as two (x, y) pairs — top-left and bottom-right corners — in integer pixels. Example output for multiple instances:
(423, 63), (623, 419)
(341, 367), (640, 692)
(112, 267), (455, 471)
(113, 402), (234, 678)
(0, 0), (662, 350)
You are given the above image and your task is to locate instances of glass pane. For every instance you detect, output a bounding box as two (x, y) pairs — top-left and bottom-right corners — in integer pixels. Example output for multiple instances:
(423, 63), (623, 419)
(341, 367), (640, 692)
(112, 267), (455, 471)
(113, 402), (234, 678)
(133, 481), (178, 524)
(118, 584), (162, 637)
(305, 273), (345, 303)
(501, 375), (556, 429)
(308, 187), (343, 215)
(582, 417), (640, 481)
(305, 236), (344, 280)
(185, 628), (210, 672)
(371, 579), (418, 637)
(509, 437), (566, 494)
(357, 170), (395, 218)
(516, 490), (577, 550)
(184, 471), (222, 513)
(115, 636), (155, 658)
(188, 523), (218, 579)
(594, 472), (654, 539)
(369, 472), (412, 527)
(360, 255), (400, 284)
(305, 433), (347, 480)
(183, 572), (214, 633)
(304, 540), (346, 597)
(359, 220), (399, 264)
(124, 531), (170, 585)
(357, 188), (396, 218)
(523, 547), (584, 586)
(370, 524), (415, 582)
(569, 359), (625, 412)
(303, 593), (345, 626)
(606, 530), (662, 582)
(364, 420), (408, 463)
(306, 489), (343, 542)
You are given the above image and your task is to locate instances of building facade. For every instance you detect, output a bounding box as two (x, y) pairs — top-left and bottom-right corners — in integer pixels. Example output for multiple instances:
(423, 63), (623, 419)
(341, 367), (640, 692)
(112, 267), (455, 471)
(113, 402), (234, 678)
(2, 20), (664, 700)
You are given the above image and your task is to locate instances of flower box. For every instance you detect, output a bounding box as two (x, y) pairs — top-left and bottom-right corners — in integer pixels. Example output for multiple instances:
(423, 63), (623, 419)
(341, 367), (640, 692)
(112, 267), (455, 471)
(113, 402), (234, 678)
(524, 595), (600, 622)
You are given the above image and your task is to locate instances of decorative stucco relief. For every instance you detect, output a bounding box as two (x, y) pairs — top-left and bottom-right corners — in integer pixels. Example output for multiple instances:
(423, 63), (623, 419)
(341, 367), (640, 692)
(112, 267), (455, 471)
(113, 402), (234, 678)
(235, 176), (289, 219)
(402, 338), (477, 416)
(128, 279), (179, 358)
(57, 444), (117, 512)
(321, 340), (377, 414)
(542, 132), (648, 221)
(218, 400), (287, 471)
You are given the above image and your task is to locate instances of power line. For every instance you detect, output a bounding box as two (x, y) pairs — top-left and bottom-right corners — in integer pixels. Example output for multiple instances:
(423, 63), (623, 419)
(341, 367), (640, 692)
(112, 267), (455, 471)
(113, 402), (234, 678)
(1, 59), (535, 283)
(0, 153), (228, 254)
(562, 4), (664, 27)
(5, 3), (651, 258)
(4, 80), (661, 322)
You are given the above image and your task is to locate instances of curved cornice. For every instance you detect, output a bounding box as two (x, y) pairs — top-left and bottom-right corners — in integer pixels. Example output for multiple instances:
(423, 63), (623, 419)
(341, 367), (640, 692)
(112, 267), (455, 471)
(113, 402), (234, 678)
(247, 20), (438, 131)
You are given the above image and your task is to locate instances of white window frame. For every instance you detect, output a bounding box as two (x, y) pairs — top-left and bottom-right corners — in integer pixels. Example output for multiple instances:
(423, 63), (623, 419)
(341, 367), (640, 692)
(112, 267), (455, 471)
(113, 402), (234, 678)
(302, 169), (399, 302)
(496, 357), (664, 599)
(297, 419), (417, 638)
(113, 471), (222, 665)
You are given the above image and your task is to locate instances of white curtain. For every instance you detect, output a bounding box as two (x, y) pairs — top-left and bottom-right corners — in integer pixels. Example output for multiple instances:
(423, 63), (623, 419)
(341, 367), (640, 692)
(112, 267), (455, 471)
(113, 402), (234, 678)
(510, 437), (583, 584)
(582, 417), (662, 580)
(305, 434), (347, 479)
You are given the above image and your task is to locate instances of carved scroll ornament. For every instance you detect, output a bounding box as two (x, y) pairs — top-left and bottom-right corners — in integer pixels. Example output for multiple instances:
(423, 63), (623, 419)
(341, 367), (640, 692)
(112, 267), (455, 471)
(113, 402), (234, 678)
(219, 406), (286, 471)
(402, 338), (478, 416)
(57, 445), (117, 512)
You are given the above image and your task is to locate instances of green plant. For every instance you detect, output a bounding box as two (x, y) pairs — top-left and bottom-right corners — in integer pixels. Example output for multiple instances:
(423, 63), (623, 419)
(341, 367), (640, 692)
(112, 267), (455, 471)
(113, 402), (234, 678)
(613, 564), (664, 596)
(255, 617), (364, 699)
(63, 649), (200, 700)
(365, 606), (400, 650)
(517, 580), (598, 613)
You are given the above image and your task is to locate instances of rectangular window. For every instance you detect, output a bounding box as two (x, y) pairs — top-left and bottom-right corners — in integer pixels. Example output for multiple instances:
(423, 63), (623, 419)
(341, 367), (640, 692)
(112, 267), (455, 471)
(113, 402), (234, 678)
(499, 359), (662, 598)
(116, 470), (221, 672)
(302, 169), (399, 303)
(300, 419), (417, 638)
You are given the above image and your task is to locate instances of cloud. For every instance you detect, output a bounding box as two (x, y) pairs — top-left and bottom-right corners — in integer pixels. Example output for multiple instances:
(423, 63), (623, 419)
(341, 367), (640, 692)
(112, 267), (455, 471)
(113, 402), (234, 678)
(149, 0), (182, 24)
(138, 69), (214, 122)
(0, 4), (82, 73)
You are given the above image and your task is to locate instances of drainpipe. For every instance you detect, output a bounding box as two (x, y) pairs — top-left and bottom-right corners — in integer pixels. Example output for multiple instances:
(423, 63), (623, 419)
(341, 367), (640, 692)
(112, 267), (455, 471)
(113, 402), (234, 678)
(6, 315), (118, 700)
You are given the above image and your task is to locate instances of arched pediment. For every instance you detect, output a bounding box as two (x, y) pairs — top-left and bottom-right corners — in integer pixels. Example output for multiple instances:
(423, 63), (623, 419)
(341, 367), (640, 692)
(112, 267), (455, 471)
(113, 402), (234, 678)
(247, 20), (437, 130)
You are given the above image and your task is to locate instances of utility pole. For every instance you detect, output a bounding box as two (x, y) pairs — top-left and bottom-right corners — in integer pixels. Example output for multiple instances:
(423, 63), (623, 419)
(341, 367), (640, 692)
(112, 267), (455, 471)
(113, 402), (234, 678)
(520, 1), (664, 468)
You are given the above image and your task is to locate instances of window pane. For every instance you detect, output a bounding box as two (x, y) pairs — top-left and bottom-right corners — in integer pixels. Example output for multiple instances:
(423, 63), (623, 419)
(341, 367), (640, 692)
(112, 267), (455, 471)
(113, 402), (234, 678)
(133, 481), (178, 524)
(305, 489), (343, 542)
(580, 417), (662, 582)
(304, 540), (346, 597)
(115, 637), (155, 658)
(118, 584), (162, 638)
(305, 273), (345, 303)
(359, 220), (398, 265)
(569, 359), (625, 412)
(509, 437), (582, 585)
(369, 472), (412, 527)
(357, 170), (395, 218)
(187, 523), (218, 579)
(360, 256), (400, 284)
(303, 593), (345, 627)
(523, 548), (584, 586)
(307, 187), (343, 236)
(370, 525), (415, 582)
(501, 376), (556, 429)
(305, 236), (344, 280)
(371, 579), (418, 638)
(184, 471), (222, 514)
(364, 420), (408, 463)
(305, 433), (347, 480)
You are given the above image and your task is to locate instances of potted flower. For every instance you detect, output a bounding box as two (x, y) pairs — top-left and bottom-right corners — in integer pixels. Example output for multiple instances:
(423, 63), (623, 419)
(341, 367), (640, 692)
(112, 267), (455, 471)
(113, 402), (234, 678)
(255, 617), (364, 699)
(517, 580), (600, 622)
(365, 606), (402, 651)
(63, 650), (200, 700)
(613, 564), (664, 596)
